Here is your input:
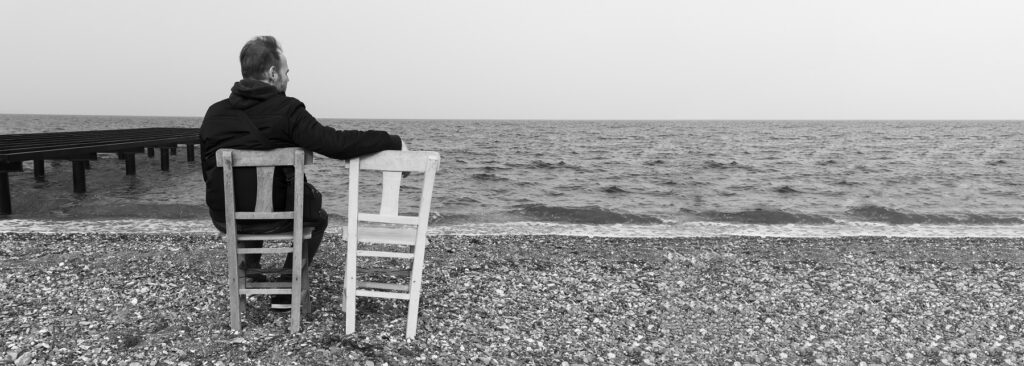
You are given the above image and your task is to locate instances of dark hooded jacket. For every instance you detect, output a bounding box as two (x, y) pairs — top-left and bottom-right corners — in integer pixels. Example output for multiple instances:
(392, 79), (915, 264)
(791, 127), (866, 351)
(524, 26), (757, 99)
(200, 79), (402, 223)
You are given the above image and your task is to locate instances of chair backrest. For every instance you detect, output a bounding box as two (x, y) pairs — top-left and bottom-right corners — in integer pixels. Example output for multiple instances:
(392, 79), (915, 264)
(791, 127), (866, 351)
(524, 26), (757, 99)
(347, 150), (440, 236)
(217, 148), (313, 232)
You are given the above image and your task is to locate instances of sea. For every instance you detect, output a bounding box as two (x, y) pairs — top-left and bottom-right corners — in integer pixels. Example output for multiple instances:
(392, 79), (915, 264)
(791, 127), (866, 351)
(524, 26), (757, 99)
(1, 114), (1022, 237)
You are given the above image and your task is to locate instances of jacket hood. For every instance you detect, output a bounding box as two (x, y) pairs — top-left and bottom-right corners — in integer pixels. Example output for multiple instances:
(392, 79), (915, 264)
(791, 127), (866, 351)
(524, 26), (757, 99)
(228, 79), (284, 109)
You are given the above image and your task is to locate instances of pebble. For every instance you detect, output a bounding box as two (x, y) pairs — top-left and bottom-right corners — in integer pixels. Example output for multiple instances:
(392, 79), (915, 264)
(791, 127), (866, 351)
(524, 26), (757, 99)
(13, 351), (34, 366)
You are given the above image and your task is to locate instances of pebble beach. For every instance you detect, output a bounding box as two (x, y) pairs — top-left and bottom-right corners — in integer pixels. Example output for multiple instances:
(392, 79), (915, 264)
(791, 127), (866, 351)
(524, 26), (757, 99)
(2, 232), (1023, 365)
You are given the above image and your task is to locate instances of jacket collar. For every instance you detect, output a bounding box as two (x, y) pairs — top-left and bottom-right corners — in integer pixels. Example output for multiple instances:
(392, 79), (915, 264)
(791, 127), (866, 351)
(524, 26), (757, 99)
(229, 79), (284, 108)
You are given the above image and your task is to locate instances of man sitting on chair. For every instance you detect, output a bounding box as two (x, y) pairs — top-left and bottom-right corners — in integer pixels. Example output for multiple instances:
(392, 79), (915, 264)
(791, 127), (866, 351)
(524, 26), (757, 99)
(199, 35), (404, 310)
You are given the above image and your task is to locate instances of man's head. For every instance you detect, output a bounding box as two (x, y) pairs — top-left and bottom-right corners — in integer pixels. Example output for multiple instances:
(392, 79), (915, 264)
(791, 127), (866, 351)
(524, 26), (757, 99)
(239, 36), (289, 92)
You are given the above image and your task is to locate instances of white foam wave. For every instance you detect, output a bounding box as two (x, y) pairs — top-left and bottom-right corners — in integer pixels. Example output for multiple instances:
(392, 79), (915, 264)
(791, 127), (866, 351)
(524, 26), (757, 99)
(1, 219), (1023, 237)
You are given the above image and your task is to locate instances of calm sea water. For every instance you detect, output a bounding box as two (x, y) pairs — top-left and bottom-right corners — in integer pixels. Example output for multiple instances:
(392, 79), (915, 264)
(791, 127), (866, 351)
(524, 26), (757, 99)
(1, 114), (1022, 236)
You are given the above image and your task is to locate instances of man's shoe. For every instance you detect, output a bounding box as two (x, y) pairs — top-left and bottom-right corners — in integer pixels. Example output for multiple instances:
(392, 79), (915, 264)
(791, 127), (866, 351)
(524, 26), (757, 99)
(270, 295), (291, 311)
(244, 273), (267, 283)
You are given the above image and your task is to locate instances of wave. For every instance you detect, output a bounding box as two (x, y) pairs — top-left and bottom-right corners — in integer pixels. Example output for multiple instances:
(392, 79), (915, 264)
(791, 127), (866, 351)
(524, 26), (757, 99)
(440, 196), (481, 205)
(846, 205), (1023, 225)
(505, 160), (589, 172)
(603, 186), (628, 193)
(702, 160), (759, 172)
(854, 165), (887, 173)
(774, 186), (801, 194)
(693, 209), (835, 225)
(472, 173), (508, 181)
(512, 204), (663, 225)
(530, 160), (583, 170)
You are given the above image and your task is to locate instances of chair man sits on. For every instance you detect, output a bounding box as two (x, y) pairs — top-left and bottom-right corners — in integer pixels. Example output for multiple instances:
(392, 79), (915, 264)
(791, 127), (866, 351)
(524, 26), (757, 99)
(344, 150), (440, 339)
(217, 147), (313, 333)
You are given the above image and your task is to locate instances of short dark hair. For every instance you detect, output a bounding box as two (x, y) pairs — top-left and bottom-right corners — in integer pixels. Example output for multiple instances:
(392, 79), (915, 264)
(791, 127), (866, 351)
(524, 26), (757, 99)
(239, 36), (283, 79)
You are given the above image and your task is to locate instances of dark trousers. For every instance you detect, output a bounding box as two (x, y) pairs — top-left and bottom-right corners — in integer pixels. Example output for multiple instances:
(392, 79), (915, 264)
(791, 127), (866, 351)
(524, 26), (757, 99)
(214, 183), (328, 274)
(215, 209), (328, 273)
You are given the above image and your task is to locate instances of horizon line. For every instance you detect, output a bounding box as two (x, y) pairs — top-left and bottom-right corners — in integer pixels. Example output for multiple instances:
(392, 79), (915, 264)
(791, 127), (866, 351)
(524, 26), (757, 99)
(1, 112), (1022, 122)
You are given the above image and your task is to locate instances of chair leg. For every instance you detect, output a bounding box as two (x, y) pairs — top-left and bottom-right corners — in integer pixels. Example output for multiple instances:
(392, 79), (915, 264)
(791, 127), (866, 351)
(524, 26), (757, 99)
(289, 298), (301, 333)
(405, 290), (421, 339)
(238, 254), (249, 318)
(228, 284), (242, 331)
(289, 259), (304, 333)
(227, 247), (243, 332)
(344, 247), (357, 334)
(405, 250), (427, 339)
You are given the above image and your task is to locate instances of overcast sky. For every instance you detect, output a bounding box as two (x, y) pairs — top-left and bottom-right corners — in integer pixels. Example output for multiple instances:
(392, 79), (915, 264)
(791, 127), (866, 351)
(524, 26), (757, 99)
(2, 1), (1022, 120)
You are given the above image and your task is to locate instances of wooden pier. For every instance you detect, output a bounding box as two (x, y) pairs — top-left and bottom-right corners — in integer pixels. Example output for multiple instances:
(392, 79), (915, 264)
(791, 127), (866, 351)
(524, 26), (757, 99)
(0, 128), (199, 215)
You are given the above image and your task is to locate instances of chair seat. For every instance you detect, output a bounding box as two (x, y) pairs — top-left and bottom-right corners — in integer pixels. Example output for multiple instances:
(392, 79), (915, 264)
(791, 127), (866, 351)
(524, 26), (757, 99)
(346, 225), (418, 245)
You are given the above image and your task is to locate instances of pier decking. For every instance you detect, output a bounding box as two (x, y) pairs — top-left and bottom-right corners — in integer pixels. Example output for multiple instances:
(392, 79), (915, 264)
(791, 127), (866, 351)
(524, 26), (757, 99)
(0, 128), (199, 214)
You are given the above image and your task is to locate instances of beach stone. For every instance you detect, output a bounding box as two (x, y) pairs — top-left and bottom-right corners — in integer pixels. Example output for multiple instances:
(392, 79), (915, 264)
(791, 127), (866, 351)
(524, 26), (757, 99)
(13, 351), (34, 366)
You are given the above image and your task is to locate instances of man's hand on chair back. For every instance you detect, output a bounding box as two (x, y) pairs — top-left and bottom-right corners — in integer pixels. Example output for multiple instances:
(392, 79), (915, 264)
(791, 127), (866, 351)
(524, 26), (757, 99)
(401, 140), (411, 178)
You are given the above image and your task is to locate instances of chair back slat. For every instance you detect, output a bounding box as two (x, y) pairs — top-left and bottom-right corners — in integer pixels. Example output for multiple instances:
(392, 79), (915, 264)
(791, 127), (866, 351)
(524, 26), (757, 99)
(379, 171), (402, 216)
(254, 166), (275, 212)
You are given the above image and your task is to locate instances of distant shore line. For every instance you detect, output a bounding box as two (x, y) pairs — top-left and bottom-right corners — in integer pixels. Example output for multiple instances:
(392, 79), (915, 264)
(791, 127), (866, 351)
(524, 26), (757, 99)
(1, 218), (1024, 238)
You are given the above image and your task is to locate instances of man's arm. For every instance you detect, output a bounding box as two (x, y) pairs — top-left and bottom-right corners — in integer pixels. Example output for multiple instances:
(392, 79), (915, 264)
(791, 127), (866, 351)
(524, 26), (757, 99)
(287, 105), (403, 159)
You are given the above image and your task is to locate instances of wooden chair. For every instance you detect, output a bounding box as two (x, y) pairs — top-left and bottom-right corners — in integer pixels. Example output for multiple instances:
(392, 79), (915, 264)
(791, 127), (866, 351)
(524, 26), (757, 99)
(344, 150), (440, 339)
(217, 147), (314, 333)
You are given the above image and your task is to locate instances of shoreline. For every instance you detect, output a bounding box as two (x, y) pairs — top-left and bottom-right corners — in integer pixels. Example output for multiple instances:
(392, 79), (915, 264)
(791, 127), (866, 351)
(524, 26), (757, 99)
(2, 218), (1024, 238)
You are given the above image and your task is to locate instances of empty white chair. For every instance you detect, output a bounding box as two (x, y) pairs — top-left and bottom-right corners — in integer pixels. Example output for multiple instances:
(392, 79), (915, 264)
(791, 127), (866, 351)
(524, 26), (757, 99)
(344, 150), (440, 339)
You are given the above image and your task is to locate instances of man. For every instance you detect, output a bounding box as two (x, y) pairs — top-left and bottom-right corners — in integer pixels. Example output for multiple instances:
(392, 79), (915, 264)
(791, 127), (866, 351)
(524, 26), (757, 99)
(200, 35), (404, 310)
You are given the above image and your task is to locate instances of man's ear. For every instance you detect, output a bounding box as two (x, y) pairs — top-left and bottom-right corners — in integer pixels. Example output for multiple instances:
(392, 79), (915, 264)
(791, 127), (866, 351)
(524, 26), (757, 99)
(266, 66), (278, 82)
